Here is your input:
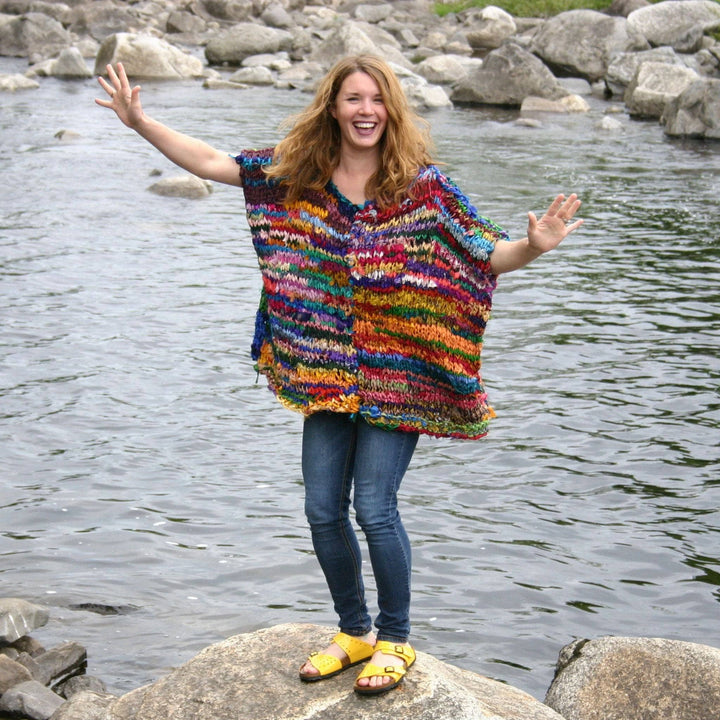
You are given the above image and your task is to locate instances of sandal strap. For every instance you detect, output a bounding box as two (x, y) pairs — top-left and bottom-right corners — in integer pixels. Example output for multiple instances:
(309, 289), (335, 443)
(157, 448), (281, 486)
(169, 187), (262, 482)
(374, 640), (416, 667)
(355, 661), (407, 684)
(332, 632), (375, 664)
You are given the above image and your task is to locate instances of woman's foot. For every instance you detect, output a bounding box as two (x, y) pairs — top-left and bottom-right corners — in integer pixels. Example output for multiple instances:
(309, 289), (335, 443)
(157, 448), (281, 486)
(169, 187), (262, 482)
(299, 631), (376, 681)
(353, 641), (416, 694)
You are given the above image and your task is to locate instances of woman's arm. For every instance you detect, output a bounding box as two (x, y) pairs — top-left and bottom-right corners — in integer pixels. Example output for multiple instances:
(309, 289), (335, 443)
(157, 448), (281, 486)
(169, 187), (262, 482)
(490, 193), (583, 275)
(95, 63), (241, 187)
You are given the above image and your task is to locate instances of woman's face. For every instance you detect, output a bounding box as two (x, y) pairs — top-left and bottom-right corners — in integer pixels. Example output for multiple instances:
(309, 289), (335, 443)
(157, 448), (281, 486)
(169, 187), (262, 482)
(330, 71), (388, 155)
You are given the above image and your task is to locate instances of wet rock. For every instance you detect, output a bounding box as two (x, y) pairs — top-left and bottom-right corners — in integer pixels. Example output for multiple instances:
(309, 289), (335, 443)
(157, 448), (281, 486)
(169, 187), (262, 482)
(624, 61), (699, 118)
(0, 598), (49, 643)
(228, 65), (274, 85)
(452, 42), (569, 107)
(54, 673), (107, 699)
(0, 70), (39, 89)
(627, 0), (720, 53)
(148, 175), (214, 198)
(664, 77), (720, 139)
(545, 636), (720, 720)
(530, 9), (649, 83)
(94, 33), (204, 79)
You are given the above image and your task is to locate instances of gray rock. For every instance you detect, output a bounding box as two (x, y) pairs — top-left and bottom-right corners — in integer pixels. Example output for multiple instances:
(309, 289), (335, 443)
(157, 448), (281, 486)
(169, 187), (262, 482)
(91, 623), (564, 720)
(0, 598), (49, 643)
(0, 11), (71, 62)
(606, 0), (650, 17)
(521, 94), (590, 114)
(664, 77), (720, 139)
(0, 679), (64, 720)
(0, 653), (33, 694)
(628, 0), (720, 53)
(166, 10), (207, 35)
(354, 3), (393, 24)
(54, 673), (107, 699)
(66, 1), (141, 43)
(228, 65), (274, 85)
(464, 5), (517, 52)
(531, 9), (649, 82)
(546, 636), (720, 720)
(148, 175), (214, 198)
(311, 21), (410, 70)
(31, 46), (91, 78)
(624, 61), (699, 117)
(94, 33), (204, 79)
(49, 690), (116, 720)
(452, 42), (568, 107)
(399, 72), (452, 109)
(606, 45), (684, 94)
(260, 2), (293, 29)
(416, 54), (481, 86)
(27, 641), (87, 687)
(205, 22), (293, 65)
(201, 0), (253, 23)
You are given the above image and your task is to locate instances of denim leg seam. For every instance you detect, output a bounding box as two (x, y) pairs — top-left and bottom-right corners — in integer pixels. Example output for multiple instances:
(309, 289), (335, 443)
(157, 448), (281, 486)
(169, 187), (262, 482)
(337, 428), (369, 634)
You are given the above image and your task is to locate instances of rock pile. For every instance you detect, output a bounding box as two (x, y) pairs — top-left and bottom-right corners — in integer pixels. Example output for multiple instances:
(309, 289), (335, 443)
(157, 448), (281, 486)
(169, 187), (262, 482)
(0, 598), (104, 720)
(0, 0), (719, 138)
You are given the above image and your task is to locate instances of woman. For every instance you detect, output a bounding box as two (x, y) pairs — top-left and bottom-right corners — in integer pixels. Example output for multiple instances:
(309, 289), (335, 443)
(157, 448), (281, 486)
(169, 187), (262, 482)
(96, 55), (582, 696)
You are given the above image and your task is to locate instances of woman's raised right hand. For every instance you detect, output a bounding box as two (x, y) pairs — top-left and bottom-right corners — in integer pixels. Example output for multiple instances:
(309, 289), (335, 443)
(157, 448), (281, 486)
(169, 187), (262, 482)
(95, 63), (144, 129)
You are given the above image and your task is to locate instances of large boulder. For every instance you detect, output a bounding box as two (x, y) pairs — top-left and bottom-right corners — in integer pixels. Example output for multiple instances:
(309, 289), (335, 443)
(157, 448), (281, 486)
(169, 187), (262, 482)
(664, 77), (720, 139)
(53, 624), (565, 720)
(452, 42), (568, 106)
(205, 22), (292, 65)
(624, 61), (699, 117)
(0, 598), (49, 643)
(545, 636), (720, 720)
(530, 9), (649, 82)
(0, 12), (71, 63)
(94, 33), (204, 79)
(416, 53), (482, 86)
(627, 0), (720, 53)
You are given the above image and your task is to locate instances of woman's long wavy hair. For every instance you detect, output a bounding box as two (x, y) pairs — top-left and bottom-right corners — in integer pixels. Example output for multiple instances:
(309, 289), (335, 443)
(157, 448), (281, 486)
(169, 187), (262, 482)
(264, 55), (435, 209)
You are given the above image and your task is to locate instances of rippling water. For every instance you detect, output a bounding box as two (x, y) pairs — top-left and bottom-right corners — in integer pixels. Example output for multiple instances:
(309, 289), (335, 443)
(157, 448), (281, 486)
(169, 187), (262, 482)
(2, 58), (719, 700)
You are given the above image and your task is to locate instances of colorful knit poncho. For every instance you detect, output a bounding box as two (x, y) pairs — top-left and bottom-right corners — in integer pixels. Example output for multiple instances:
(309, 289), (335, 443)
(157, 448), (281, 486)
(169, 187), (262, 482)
(235, 148), (508, 439)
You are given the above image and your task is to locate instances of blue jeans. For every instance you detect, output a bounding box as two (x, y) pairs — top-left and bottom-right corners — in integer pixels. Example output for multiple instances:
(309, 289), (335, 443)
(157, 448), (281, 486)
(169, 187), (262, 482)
(301, 412), (419, 643)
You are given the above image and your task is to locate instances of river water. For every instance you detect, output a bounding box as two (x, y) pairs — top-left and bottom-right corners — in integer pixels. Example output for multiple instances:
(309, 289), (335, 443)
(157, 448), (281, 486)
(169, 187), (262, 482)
(2, 59), (719, 701)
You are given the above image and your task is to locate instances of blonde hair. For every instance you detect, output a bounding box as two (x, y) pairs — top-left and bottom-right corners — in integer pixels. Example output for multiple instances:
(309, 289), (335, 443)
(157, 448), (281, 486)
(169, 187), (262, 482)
(265, 55), (435, 209)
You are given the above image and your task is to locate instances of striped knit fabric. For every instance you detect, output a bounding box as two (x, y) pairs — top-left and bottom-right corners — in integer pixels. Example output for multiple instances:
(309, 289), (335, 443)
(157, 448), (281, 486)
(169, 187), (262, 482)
(236, 148), (508, 439)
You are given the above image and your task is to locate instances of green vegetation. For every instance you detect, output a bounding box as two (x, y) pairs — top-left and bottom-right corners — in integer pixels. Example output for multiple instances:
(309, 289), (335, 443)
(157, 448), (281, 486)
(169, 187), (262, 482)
(434, 0), (611, 18)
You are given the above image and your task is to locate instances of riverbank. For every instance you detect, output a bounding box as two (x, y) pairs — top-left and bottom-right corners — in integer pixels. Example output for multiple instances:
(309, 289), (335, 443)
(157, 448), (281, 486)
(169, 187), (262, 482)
(1, 0), (719, 137)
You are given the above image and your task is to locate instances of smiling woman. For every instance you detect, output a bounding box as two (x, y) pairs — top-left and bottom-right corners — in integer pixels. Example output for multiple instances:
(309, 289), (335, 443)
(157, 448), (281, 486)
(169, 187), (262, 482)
(94, 53), (583, 697)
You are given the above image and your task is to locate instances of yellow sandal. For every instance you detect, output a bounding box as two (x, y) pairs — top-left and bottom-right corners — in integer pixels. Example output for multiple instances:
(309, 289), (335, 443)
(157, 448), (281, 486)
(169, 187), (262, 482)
(299, 632), (375, 682)
(353, 641), (416, 695)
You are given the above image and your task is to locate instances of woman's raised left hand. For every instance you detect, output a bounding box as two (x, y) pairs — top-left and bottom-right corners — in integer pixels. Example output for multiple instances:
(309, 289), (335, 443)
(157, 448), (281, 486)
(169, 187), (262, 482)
(527, 193), (583, 254)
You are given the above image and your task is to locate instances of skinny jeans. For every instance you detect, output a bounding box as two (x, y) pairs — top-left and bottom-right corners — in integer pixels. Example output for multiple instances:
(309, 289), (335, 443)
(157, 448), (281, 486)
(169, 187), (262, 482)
(301, 412), (419, 643)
